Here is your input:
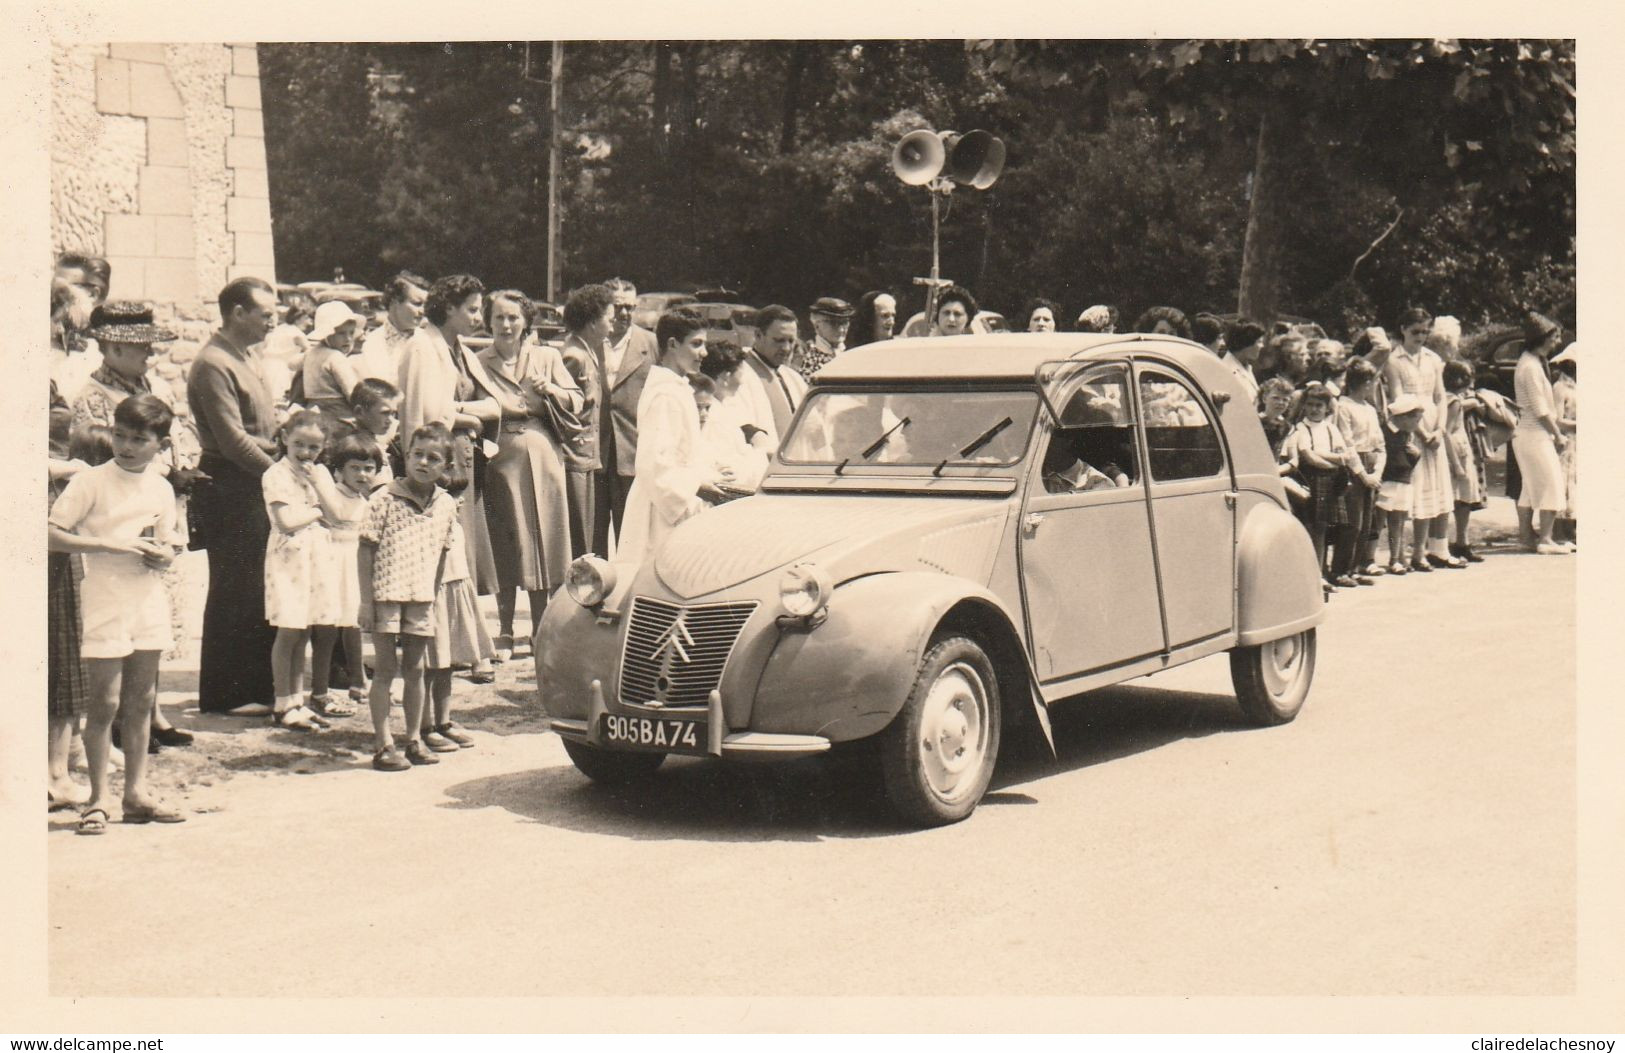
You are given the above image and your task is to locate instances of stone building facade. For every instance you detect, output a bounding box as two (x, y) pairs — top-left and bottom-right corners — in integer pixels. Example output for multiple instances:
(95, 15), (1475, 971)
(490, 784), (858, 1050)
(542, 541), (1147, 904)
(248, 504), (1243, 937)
(51, 42), (276, 356)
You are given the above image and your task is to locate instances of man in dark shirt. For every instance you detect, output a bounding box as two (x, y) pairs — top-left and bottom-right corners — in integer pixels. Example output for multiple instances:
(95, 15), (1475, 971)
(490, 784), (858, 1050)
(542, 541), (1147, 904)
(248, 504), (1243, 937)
(187, 276), (278, 715)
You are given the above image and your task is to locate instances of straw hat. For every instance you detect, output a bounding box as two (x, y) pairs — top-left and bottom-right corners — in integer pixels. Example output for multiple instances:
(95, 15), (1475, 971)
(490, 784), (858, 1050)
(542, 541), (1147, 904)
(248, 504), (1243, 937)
(86, 301), (176, 344)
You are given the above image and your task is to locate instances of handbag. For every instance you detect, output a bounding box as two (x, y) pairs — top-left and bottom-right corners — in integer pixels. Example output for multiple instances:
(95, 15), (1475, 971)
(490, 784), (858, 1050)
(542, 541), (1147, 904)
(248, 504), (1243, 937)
(1477, 388), (1517, 450)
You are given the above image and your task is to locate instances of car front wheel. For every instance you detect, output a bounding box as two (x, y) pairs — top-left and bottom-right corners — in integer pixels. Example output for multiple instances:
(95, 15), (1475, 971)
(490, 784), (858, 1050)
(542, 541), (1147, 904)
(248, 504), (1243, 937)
(1229, 628), (1316, 726)
(561, 738), (666, 784)
(880, 634), (1001, 827)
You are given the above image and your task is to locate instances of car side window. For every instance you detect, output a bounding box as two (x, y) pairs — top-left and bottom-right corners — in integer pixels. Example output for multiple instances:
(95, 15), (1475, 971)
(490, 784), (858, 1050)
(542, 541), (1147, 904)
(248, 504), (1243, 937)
(1138, 370), (1225, 481)
(1040, 369), (1141, 495)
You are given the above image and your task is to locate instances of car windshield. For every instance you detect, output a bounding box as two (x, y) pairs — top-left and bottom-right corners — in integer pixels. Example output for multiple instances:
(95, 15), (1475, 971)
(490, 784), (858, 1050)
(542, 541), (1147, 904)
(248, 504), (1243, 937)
(780, 389), (1040, 468)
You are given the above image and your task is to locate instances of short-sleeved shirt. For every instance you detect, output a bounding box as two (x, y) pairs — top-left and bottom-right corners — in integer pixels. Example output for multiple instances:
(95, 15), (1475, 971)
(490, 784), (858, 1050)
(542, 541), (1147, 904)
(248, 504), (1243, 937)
(1282, 418), (1347, 468)
(48, 459), (179, 579)
(359, 480), (456, 602)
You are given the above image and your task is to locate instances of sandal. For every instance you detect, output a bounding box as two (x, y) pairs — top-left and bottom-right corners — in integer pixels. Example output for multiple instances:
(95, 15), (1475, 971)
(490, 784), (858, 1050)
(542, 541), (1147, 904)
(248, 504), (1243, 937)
(1387, 562), (1409, 575)
(123, 801), (186, 824)
(437, 721), (475, 748)
(372, 745), (410, 772)
(1362, 563), (1387, 577)
(76, 807), (109, 836)
(404, 740), (440, 766)
(310, 693), (356, 719)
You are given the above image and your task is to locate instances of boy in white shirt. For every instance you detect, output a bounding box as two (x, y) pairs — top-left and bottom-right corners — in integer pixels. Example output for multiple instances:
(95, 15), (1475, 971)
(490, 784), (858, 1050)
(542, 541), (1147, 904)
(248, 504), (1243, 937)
(48, 394), (187, 833)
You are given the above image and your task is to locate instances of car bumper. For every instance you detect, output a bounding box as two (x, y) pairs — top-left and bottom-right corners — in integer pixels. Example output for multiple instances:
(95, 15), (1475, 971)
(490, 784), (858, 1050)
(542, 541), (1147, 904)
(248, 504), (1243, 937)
(547, 680), (832, 762)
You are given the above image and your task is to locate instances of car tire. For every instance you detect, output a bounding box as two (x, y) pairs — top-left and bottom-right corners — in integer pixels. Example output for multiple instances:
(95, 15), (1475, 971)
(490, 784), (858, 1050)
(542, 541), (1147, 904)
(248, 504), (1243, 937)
(561, 738), (666, 784)
(1229, 628), (1316, 726)
(879, 634), (1001, 827)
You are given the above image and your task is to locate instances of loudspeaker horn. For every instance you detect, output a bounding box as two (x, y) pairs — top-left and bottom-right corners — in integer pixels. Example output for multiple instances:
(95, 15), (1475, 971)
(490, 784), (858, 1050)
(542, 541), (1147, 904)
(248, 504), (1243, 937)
(945, 129), (1007, 190)
(892, 128), (946, 186)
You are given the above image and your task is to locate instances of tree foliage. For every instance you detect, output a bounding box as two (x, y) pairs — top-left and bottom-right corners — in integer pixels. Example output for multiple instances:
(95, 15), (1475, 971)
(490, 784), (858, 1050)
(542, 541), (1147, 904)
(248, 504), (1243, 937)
(258, 39), (1574, 337)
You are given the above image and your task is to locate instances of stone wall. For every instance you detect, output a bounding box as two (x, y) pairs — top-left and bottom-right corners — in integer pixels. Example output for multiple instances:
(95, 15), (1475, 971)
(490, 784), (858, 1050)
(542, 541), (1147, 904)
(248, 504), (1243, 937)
(52, 42), (275, 361)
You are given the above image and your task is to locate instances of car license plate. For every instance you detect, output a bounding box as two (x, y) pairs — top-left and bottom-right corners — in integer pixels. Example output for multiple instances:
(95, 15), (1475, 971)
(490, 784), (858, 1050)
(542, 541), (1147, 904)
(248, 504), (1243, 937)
(600, 713), (703, 753)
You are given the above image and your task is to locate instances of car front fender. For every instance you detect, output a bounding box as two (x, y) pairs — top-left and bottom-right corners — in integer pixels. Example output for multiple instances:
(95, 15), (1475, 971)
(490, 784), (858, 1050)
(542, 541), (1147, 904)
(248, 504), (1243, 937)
(748, 571), (1052, 752)
(1235, 495), (1326, 646)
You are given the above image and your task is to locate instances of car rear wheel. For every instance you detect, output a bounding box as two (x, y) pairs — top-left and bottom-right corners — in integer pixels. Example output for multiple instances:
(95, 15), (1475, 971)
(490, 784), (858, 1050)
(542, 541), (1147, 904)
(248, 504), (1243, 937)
(561, 738), (666, 784)
(880, 635), (1001, 826)
(1229, 628), (1316, 726)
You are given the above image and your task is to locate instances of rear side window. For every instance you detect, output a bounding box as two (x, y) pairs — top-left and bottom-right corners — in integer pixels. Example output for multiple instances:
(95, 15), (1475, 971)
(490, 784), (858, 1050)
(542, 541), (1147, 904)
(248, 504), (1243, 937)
(1138, 370), (1226, 481)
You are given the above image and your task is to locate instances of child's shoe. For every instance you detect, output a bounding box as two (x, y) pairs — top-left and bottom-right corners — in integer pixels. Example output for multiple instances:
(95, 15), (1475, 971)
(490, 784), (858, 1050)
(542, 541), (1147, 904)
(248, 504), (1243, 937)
(437, 721), (475, 748)
(420, 728), (459, 753)
(372, 745), (410, 772)
(404, 740), (440, 765)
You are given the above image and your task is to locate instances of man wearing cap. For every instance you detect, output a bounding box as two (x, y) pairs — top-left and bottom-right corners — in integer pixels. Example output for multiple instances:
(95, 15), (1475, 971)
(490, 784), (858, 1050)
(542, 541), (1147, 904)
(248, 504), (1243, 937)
(601, 277), (657, 539)
(356, 270), (427, 384)
(188, 276), (281, 716)
(797, 297), (853, 378)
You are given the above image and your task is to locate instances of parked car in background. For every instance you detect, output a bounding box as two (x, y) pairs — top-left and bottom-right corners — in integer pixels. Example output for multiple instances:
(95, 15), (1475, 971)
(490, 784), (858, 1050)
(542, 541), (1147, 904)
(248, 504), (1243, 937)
(632, 291), (698, 331)
(539, 333), (1325, 826)
(688, 301), (758, 353)
(971, 311), (1010, 334)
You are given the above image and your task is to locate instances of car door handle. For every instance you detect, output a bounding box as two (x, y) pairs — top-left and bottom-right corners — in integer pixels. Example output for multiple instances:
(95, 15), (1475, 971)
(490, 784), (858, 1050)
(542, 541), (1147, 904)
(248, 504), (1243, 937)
(1022, 512), (1046, 538)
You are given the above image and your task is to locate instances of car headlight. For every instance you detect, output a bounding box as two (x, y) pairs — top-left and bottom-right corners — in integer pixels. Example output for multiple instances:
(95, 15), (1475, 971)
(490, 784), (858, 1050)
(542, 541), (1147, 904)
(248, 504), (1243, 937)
(777, 563), (833, 619)
(565, 555), (617, 607)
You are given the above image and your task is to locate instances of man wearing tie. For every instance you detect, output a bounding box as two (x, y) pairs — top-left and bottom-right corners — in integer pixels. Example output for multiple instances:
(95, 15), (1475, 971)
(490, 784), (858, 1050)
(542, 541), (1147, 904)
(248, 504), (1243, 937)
(601, 278), (656, 545)
(737, 304), (808, 443)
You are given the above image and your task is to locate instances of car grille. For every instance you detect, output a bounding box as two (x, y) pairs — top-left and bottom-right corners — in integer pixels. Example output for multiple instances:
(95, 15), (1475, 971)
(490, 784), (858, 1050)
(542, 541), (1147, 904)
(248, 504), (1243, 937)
(619, 597), (759, 708)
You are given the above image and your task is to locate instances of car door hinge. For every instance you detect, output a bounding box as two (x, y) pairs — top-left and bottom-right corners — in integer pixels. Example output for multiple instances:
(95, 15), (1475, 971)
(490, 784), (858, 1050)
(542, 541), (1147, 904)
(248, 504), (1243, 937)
(1224, 490), (1238, 509)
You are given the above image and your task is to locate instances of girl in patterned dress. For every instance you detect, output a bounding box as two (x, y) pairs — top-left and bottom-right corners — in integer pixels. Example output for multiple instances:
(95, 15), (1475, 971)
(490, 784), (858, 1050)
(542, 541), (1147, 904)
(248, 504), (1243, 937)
(262, 409), (346, 730)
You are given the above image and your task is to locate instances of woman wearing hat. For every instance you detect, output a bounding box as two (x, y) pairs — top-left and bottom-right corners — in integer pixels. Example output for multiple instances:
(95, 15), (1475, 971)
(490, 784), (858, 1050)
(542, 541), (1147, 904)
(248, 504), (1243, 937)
(1513, 314), (1572, 553)
(69, 301), (202, 747)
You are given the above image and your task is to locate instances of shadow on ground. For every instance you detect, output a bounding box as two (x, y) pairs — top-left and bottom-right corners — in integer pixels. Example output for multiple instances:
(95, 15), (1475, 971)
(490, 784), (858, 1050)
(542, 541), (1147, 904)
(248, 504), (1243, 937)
(441, 680), (1253, 843)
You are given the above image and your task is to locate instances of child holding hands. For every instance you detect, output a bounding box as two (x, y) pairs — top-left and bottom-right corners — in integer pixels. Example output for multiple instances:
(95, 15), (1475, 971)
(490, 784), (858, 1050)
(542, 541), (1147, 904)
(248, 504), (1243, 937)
(47, 395), (186, 833)
(359, 423), (459, 771)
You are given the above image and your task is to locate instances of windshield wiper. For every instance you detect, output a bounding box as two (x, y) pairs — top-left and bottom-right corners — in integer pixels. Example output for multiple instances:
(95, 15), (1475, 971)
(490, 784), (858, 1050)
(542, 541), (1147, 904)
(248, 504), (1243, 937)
(934, 416), (1015, 476)
(859, 415), (911, 460)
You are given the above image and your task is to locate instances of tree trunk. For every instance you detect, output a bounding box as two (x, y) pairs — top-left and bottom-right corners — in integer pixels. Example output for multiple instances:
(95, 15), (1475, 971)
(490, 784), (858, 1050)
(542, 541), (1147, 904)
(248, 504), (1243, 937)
(779, 43), (812, 154)
(652, 43), (672, 146)
(1237, 106), (1295, 323)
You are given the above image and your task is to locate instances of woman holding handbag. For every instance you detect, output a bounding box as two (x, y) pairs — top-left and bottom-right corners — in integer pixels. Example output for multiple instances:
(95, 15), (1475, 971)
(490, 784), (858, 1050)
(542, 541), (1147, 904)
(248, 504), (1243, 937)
(476, 289), (586, 658)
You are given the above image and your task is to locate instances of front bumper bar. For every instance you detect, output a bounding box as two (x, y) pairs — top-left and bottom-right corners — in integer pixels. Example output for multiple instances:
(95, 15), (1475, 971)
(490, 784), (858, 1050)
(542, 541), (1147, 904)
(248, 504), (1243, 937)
(547, 680), (831, 762)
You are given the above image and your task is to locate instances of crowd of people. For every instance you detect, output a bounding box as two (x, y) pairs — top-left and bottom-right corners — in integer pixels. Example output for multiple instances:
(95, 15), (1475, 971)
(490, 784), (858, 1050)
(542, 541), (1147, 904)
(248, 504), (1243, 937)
(45, 254), (1578, 834)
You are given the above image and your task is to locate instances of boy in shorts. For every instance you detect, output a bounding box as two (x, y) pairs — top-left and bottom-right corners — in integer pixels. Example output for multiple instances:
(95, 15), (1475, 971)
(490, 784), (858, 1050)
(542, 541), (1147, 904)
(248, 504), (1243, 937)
(47, 395), (186, 833)
(359, 422), (458, 770)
